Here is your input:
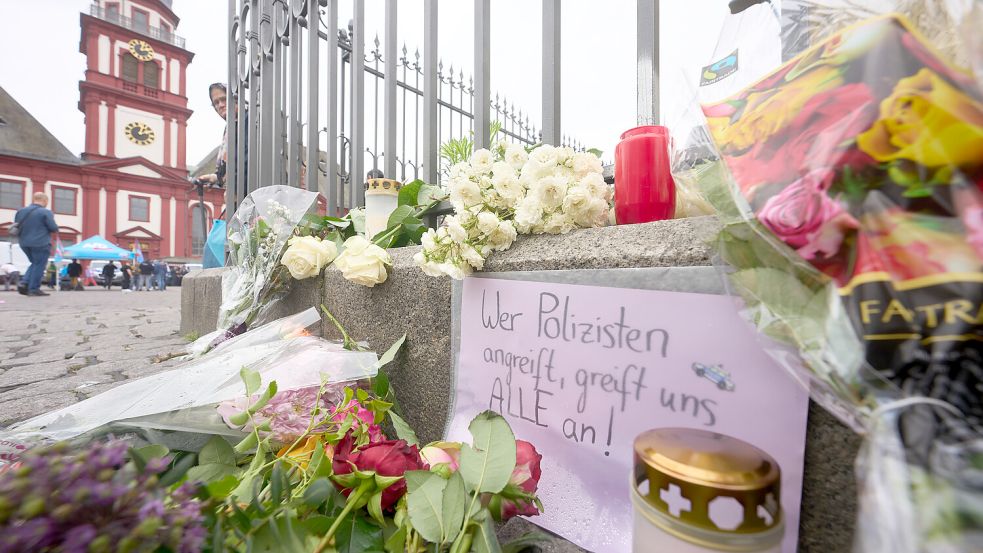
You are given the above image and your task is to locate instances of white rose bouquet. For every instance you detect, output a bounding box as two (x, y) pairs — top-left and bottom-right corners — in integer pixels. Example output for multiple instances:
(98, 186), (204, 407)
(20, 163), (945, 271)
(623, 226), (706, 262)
(414, 143), (611, 279)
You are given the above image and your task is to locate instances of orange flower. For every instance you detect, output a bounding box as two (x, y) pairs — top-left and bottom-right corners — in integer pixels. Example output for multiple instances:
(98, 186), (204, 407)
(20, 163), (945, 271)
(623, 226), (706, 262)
(857, 68), (983, 168)
(276, 435), (332, 470)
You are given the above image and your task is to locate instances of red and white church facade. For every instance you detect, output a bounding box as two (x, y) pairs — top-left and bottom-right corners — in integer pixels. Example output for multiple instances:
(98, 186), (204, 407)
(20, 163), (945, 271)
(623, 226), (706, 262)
(0, 0), (224, 260)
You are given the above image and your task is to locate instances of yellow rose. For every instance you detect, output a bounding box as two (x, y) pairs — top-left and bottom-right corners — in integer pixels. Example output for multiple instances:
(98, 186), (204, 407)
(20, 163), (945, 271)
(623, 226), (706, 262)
(708, 66), (844, 152)
(857, 68), (983, 168)
(281, 235), (338, 280)
(277, 435), (330, 470)
(334, 236), (391, 287)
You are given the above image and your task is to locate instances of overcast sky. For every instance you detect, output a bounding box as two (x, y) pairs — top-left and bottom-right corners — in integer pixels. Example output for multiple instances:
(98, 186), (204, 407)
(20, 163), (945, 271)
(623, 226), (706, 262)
(0, 0), (727, 170)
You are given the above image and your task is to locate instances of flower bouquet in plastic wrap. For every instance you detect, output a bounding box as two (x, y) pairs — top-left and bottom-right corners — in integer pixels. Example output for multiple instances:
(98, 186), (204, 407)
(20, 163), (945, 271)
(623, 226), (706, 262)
(674, 14), (982, 553)
(189, 186), (321, 355)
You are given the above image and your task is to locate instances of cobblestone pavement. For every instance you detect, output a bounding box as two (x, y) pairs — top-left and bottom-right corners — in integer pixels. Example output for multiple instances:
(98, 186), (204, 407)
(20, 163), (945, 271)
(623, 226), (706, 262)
(0, 287), (190, 427)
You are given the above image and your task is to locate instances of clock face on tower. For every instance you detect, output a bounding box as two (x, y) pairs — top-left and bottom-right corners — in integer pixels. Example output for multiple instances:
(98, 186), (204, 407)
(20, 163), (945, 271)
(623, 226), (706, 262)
(124, 122), (156, 145)
(128, 39), (155, 62)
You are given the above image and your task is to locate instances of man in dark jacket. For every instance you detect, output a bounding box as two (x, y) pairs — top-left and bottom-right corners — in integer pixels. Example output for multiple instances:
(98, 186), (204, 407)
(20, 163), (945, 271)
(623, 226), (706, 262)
(14, 192), (59, 296)
(138, 260), (154, 291)
(102, 261), (117, 290)
(67, 259), (83, 290)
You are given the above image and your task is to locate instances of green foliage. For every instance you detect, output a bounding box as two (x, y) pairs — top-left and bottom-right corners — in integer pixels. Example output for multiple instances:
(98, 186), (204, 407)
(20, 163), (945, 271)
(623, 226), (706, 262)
(387, 411), (419, 447)
(405, 470), (447, 543)
(459, 411), (517, 494)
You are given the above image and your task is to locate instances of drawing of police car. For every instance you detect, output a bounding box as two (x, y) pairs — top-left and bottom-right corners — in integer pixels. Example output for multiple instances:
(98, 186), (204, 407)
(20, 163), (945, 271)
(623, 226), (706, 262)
(692, 363), (735, 391)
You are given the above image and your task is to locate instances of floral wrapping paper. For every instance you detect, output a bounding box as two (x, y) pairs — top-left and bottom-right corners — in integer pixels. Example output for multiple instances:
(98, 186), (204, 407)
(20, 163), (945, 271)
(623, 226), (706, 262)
(699, 14), (982, 550)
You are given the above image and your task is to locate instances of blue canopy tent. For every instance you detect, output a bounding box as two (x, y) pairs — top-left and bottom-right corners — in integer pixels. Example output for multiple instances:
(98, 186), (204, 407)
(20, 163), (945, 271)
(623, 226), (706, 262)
(61, 235), (134, 261)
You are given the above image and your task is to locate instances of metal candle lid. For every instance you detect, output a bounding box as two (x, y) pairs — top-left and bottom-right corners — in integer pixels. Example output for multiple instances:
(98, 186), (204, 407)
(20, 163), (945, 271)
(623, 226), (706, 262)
(365, 178), (402, 196)
(633, 428), (782, 536)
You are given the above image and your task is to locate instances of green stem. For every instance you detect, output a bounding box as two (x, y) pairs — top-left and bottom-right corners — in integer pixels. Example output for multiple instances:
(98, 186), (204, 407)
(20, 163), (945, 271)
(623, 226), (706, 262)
(320, 304), (359, 351)
(313, 486), (369, 553)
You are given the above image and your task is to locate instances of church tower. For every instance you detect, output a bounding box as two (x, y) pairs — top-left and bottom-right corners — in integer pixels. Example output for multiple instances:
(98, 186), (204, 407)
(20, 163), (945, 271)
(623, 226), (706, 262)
(78, 0), (194, 170)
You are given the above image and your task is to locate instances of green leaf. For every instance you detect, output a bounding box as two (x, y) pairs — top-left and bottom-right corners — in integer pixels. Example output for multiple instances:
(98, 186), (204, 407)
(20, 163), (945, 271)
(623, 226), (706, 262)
(398, 179), (424, 207)
(367, 492), (386, 527)
(199, 436), (237, 466)
(134, 444), (169, 464)
(471, 509), (503, 553)
(205, 474), (240, 499)
(386, 205), (415, 230)
(373, 335), (406, 373)
(334, 513), (385, 553)
(232, 440), (269, 499)
(271, 462), (285, 505)
(459, 411), (517, 494)
(383, 524), (407, 553)
(158, 451), (198, 488)
(303, 477), (335, 507)
(441, 471), (466, 544)
(586, 148), (603, 158)
(388, 411), (419, 446)
(241, 366), (262, 395)
(405, 470), (448, 543)
(373, 371), (390, 399)
(252, 517), (311, 553)
(234, 431), (259, 454)
(302, 514), (334, 536)
(356, 388), (369, 403)
(187, 463), (236, 483)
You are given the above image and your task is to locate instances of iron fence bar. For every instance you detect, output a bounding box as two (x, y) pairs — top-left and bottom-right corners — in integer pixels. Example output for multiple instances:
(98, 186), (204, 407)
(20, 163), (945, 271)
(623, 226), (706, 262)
(226, 0), (239, 223)
(247, 0), (260, 194)
(325, 0), (339, 214)
(272, 1), (286, 187)
(423, 0), (437, 183)
(305, 0), (320, 196)
(473, 0), (490, 149)
(384, 0), (397, 179)
(636, 0), (660, 125)
(352, 0), (366, 206)
(542, 0), (560, 145)
(286, 5), (301, 188)
(259, 0), (275, 189)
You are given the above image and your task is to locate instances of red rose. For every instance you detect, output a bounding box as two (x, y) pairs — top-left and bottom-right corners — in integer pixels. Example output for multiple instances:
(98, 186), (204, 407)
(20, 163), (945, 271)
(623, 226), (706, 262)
(725, 83), (877, 197)
(499, 440), (543, 520)
(332, 438), (426, 510)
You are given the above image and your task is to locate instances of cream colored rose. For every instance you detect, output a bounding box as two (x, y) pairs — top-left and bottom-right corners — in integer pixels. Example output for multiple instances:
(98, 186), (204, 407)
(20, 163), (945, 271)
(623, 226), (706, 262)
(281, 235), (338, 280)
(335, 236), (392, 287)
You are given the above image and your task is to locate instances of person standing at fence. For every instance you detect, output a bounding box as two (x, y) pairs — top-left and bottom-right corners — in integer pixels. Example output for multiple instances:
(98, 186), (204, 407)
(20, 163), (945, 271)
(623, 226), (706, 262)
(198, 83), (233, 188)
(14, 192), (58, 297)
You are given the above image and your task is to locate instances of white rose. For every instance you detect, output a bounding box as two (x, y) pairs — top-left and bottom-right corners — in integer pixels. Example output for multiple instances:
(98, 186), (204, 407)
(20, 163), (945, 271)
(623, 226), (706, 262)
(449, 177), (482, 208)
(414, 251), (445, 277)
(449, 162), (473, 180)
(505, 144), (528, 170)
(580, 173), (608, 199)
(556, 146), (575, 166)
(446, 215), (469, 243)
(514, 195), (543, 233)
(487, 220), (518, 251)
(439, 260), (471, 280)
(421, 228), (438, 250)
(476, 211), (500, 236)
(460, 244), (486, 270)
(544, 212), (575, 235)
(587, 198), (610, 227)
(470, 148), (495, 174)
(281, 235), (338, 280)
(491, 161), (516, 179)
(572, 152), (603, 177)
(530, 145), (558, 167)
(493, 174), (524, 206)
(335, 236), (391, 287)
(562, 185), (591, 218)
(534, 175), (568, 210)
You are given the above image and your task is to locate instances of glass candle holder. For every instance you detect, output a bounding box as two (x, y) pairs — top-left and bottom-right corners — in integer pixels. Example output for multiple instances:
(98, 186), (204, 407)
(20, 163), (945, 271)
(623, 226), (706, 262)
(615, 125), (676, 224)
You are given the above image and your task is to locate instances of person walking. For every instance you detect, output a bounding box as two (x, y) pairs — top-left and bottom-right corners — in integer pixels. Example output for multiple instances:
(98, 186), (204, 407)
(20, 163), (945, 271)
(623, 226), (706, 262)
(0, 262), (19, 291)
(102, 261), (117, 290)
(138, 259), (154, 291)
(120, 262), (132, 291)
(13, 192), (58, 297)
(154, 261), (167, 291)
(67, 259), (83, 290)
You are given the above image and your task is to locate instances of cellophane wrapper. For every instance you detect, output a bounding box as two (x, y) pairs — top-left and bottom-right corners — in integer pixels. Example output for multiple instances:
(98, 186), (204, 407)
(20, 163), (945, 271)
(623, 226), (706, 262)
(188, 185), (320, 356)
(672, 13), (983, 553)
(0, 308), (379, 465)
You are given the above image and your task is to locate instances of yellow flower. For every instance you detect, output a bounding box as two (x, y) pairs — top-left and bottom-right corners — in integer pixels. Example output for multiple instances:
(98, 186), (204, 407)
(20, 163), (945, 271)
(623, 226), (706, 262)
(857, 68), (983, 168)
(276, 435), (330, 470)
(708, 66), (844, 152)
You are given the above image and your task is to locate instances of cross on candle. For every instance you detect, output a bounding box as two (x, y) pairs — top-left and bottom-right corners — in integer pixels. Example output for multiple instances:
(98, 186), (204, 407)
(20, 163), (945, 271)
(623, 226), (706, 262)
(660, 483), (692, 517)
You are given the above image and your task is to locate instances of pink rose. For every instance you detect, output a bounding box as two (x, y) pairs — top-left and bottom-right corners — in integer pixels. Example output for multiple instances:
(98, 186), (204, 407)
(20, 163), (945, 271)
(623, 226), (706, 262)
(499, 440), (543, 520)
(331, 400), (385, 444)
(757, 170), (856, 259)
(419, 442), (462, 472)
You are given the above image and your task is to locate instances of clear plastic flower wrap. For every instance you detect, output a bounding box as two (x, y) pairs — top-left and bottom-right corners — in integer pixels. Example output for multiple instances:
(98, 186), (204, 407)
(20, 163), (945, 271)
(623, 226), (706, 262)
(1, 308), (380, 456)
(190, 185), (320, 354)
(669, 14), (982, 553)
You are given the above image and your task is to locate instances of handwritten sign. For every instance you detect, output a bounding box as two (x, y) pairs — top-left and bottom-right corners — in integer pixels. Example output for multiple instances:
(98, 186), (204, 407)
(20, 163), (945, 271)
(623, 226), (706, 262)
(448, 277), (809, 553)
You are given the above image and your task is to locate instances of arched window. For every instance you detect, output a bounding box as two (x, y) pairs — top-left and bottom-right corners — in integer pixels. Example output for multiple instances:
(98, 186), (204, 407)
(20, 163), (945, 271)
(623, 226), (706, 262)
(121, 55), (138, 83)
(191, 204), (206, 256)
(143, 61), (159, 89)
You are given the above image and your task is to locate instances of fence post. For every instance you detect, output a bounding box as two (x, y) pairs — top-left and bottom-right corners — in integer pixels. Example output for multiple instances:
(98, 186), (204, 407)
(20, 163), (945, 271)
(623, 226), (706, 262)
(542, 0), (560, 146)
(259, 0), (275, 189)
(384, 0), (397, 180)
(636, 0), (660, 125)
(226, 0), (238, 222)
(473, 0), (490, 150)
(325, 0), (339, 214)
(306, 0), (320, 197)
(423, 0), (438, 184)
(352, 0), (366, 206)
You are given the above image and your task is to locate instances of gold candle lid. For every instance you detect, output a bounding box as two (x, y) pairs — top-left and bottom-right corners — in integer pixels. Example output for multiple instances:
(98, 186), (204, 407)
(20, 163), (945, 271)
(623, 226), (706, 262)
(634, 428), (782, 536)
(365, 178), (402, 196)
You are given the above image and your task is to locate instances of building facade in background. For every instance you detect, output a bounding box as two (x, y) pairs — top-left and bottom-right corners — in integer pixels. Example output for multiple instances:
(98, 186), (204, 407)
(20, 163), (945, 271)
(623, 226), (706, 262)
(0, 0), (224, 260)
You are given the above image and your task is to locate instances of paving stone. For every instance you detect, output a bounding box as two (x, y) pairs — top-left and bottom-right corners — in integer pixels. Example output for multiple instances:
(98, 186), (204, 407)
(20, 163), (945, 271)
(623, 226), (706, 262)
(1, 348), (82, 368)
(0, 392), (79, 426)
(0, 374), (115, 403)
(0, 360), (77, 388)
(0, 340), (36, 351)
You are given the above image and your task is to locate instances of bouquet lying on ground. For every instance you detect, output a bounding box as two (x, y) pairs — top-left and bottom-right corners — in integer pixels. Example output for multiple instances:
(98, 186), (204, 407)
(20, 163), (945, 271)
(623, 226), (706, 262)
(415, 142), (612, 279)
(677, 14), (982, 552)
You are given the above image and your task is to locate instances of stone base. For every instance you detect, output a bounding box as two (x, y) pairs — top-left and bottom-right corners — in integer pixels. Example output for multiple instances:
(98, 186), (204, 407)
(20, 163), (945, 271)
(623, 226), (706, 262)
(180, 217), (860, 551)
